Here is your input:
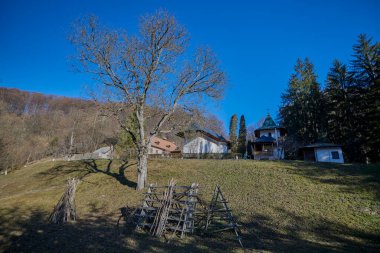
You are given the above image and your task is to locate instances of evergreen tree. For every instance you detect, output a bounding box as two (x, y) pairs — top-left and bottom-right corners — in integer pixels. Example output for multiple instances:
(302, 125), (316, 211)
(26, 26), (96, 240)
(350, 34), (380, 162)
(279, 35), (380, 163)
(325, 60), (351, 144)
(279, 58), (324, 147)
(324, 34), (380, 163)
(351, 34), (379, 86)
(368, 77), (380, 162)
(237, 115), (247, 155)
(229, 114), (238, 153)
(116, 114), (140, 154)
(325, 60), (360, 161)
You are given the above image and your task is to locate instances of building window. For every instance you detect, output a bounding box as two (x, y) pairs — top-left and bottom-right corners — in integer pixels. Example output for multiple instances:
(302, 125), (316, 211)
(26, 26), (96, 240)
(331, 151), (339, 159)
(268, 132), (272, 137)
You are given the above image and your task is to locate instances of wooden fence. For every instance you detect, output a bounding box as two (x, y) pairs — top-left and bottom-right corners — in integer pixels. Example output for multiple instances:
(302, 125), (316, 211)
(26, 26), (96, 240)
(118, 149), (243, 160)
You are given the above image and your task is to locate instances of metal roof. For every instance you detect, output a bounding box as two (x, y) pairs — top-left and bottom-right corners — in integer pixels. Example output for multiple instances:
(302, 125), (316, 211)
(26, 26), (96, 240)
(302, 143), (342, 148)
(255, 113), (284, 131)
(254, 135), (276, 143)
(177, 123), (228, 143)
(151, 136), (179, 152)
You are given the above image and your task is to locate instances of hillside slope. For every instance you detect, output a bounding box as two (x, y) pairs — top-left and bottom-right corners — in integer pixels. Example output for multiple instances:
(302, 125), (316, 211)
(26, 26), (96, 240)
(0, 159), (379, 252)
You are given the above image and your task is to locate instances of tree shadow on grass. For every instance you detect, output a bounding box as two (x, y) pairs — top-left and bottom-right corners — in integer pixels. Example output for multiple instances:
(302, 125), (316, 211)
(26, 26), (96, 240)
(240, 207), (380, 252)
(1, 207), (240, 253)
(285, 161), (380, 201)
(38, 159), (137, 189)
(81, 159), (137, 189)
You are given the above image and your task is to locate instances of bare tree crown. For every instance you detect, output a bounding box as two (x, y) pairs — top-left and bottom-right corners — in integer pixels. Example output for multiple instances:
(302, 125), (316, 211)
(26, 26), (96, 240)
(70, 10), (225, 150)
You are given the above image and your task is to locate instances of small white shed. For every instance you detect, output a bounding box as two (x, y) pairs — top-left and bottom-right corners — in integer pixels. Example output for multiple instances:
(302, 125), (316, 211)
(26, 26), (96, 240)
(92, 146), (113, 159)
(301, 143), (344, 164)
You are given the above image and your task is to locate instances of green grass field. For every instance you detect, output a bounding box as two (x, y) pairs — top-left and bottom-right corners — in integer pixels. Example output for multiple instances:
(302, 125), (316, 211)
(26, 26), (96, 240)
(0, 159), (379, 252)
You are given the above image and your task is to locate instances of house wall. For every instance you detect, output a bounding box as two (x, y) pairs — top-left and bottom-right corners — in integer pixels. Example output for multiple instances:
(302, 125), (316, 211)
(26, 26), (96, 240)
(93, 146), (113, 159)
(315, 148), (344, 163)
(183, 136), (228, 154)
(148, 146), (164, 155)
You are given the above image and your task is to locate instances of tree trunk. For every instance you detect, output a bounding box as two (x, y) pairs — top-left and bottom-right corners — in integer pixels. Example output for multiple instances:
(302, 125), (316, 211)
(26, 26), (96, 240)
(137, 151), (148, 190)
(69, 130), (75, 155)
(136, 106), (149, 190)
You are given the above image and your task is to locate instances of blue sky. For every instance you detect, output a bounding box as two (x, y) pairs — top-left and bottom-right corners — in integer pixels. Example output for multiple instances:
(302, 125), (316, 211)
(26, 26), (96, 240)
(1, 0), (379, 130)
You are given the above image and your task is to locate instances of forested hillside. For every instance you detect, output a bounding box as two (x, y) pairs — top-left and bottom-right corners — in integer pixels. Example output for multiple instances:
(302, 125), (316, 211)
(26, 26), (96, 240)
(0, 88), (113, 170)
(0, 88), (225, 171)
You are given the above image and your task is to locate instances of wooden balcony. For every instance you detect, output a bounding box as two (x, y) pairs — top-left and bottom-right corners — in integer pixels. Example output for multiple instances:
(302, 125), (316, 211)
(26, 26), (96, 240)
(253, 151), (276, 160)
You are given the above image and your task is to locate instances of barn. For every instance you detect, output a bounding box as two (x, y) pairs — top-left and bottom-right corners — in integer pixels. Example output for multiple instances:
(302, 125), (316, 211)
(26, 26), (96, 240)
(301, 143), (344, 163)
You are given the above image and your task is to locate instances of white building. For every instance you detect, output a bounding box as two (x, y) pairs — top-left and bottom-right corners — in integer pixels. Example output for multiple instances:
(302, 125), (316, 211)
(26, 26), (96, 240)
(301, 143), (344, 163)
(92, 146), (113, 159)
(177, 125), (228, 158)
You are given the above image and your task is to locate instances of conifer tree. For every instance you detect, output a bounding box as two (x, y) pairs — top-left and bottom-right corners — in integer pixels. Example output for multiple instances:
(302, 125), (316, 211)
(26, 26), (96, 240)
(323, 34), (379, 162)
(279, 35), (380, 163)
(351, 34), (379, 86)
(350, 34), (380, 162)
(325, 60), (360, 161)
(238, 115), (247, 155)
(279, 58), (324, 147)
(229, 114), (238, 153)
(116, 114), (140, 153)
(325, 60), (351, 144)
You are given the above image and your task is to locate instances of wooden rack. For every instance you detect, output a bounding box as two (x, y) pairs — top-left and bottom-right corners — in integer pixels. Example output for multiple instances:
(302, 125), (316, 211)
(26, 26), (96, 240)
(134, 180), (199, 238)
(204, 185), (243, 248)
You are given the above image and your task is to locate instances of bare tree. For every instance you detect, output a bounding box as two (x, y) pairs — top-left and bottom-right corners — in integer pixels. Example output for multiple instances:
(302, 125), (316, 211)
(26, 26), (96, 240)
(70, 11), (226, 190)
(247, 123), (256, 141)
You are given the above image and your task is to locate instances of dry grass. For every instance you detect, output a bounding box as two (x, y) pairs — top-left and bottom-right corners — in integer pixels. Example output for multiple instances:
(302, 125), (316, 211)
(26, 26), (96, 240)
(0, 159), (379, 252)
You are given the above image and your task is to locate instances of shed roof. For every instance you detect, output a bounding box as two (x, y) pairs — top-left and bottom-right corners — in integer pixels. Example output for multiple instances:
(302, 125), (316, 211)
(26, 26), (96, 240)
(302, 143), (342, 149)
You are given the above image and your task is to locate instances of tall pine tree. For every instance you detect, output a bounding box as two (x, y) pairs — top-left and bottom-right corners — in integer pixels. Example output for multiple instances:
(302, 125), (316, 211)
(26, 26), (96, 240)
(325, 60), (360, 161)
(237, 115), (247, 155)
(229, 114), (238, 153)
(279, 58), (324, 147)
(324, 34), (379, 163)
(350, 34), (380, 162)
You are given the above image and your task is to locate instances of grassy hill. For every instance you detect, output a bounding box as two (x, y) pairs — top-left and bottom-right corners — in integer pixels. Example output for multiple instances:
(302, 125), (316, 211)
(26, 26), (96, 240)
(0, 159), (379, 252)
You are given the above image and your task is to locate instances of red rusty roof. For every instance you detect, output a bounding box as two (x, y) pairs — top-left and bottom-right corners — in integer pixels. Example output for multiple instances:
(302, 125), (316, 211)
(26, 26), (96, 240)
(151, 137), (179, 153)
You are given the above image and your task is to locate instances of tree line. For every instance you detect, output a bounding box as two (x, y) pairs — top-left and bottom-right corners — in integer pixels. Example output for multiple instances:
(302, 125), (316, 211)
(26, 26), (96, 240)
(279, 34), (379, 163)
